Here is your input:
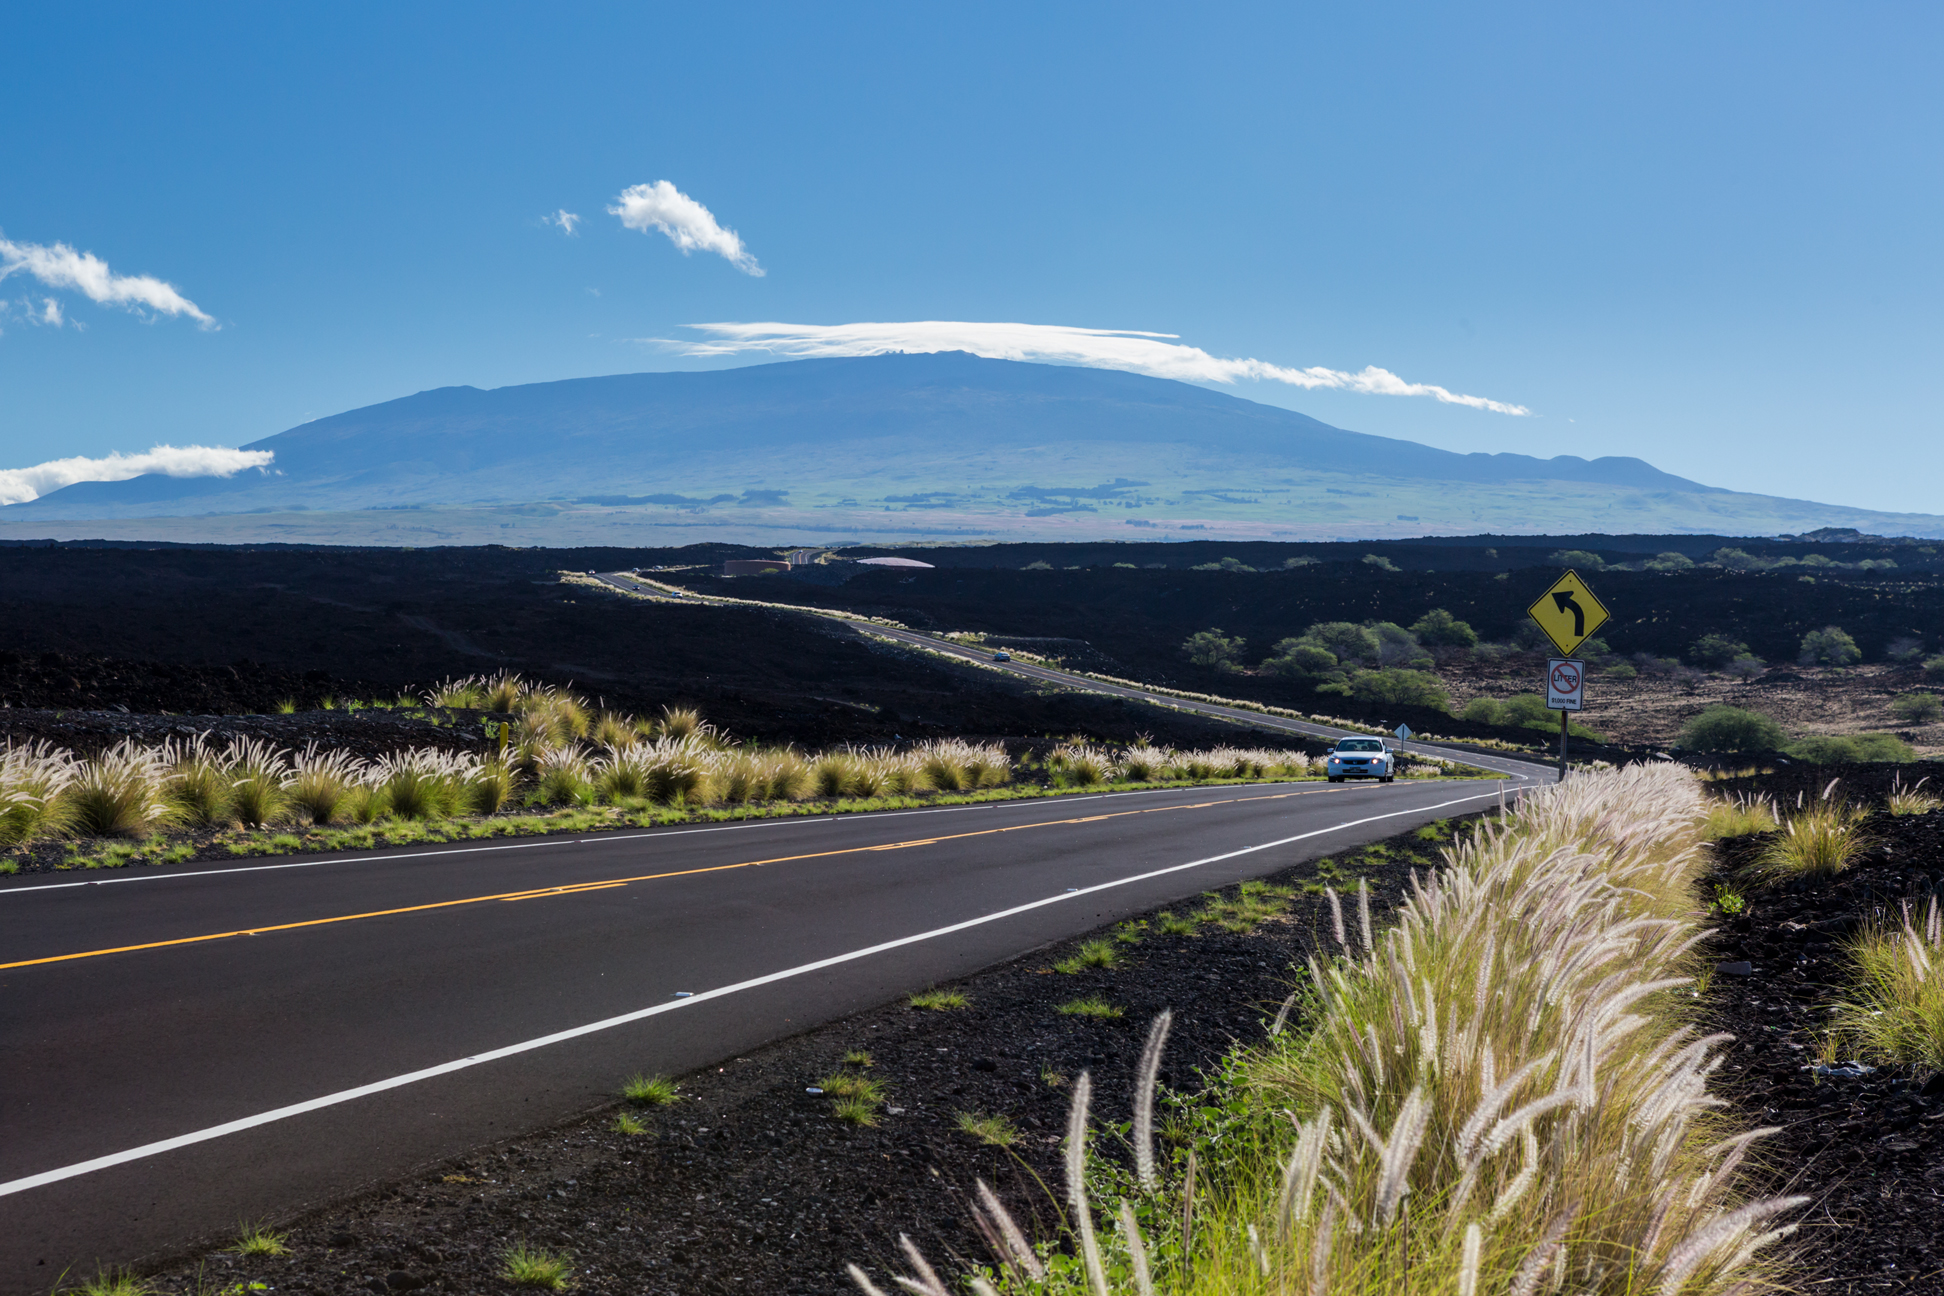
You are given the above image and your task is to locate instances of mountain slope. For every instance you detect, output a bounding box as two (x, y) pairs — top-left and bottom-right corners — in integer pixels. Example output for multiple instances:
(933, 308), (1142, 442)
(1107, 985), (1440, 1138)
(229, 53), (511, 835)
(9, 352), (1940, 540)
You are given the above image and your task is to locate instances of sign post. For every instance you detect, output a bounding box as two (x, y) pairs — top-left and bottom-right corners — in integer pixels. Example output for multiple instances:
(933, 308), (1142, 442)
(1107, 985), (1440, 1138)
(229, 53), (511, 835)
(1546, 657), (1585, 783)
(1527, 571), (1609, 784)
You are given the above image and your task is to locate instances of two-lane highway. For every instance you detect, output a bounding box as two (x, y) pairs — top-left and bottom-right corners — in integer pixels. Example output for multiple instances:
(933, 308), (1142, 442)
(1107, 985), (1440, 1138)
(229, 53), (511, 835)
(1, 770), (1536, 1290)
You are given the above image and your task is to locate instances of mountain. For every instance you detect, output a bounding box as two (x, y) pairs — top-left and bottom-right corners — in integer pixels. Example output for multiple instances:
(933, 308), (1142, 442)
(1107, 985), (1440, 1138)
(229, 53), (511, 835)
(10, 353), (1942, 542)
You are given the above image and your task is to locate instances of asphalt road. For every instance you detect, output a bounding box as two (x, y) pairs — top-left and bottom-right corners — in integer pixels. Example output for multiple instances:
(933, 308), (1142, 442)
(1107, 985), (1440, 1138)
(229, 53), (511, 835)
(1, 769), (1541, 1290)
(594, 570), (1551, 781)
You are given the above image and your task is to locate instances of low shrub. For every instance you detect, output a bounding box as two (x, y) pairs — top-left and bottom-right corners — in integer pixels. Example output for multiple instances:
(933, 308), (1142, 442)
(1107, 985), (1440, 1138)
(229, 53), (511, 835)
(1787, 733), (1916, 763)
(1677, 704), (1786, 752)
(1839, 897), (1944, 1069)
(1342, 666), (1449, 709)
(1181, 627), (1246, 672)
(1891, 692), (1943, 724)
(1799, 624), (1863, 666)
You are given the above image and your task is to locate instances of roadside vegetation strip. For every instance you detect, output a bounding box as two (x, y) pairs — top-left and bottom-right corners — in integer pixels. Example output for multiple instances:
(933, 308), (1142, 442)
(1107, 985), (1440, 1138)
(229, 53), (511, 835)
(4, 673), (1500, 874)
(867, 763), (1807, 1296)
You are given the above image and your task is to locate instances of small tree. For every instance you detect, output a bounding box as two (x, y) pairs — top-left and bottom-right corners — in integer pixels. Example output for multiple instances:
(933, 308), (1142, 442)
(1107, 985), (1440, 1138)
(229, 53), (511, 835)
(1300, 622), (1381, 667)
(1344, 668), (1450, 710)
(1181, 628), (1246, 672)
(1410, 608), (1479, 649)
(1798, 625), (1862, 667)
(1724, 655), (1766, 682)
(1886, 636), (1925, 664)
(1892, 693), (1943, 724)
(1689, 634), (1750, 669)
(1260, 641), (1338, 680)
(1677, 705), (1787, 752)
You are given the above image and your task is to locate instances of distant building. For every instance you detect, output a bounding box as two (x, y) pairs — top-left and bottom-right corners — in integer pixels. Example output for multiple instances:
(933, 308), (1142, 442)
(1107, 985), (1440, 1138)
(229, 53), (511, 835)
(855, 556), (935, 569)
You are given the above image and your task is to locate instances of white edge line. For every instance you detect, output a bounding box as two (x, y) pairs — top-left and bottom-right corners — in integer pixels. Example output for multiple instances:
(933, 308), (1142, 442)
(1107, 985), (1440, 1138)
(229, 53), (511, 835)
(0, 787), (1502, 1198)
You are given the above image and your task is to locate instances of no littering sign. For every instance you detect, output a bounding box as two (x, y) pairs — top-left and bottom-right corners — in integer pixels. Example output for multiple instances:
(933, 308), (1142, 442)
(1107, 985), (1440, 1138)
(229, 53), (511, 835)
(1547, 658), (1585, 712)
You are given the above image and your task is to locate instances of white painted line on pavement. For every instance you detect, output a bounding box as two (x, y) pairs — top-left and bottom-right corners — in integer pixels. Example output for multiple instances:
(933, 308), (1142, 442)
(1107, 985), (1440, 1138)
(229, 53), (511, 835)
(0, 786), (1506, 1198)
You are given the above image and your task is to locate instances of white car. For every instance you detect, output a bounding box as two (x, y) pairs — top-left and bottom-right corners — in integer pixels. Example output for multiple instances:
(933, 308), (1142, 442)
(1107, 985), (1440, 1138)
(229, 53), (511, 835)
(1326, 737), (1395, 783)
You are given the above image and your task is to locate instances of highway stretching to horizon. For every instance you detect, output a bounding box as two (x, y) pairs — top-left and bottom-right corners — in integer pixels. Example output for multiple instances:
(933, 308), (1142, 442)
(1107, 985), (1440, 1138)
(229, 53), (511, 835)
(0, 574), (1550, 1292)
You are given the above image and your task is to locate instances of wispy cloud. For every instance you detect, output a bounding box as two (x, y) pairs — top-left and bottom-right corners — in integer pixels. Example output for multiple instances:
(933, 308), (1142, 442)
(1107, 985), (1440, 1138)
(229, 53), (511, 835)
(661, 320), (1529, 415)
(609, 181), (764, 276)
(545, 209), (582, 235)
(0, 444), (273, 506)
(0, 236), (214, 327)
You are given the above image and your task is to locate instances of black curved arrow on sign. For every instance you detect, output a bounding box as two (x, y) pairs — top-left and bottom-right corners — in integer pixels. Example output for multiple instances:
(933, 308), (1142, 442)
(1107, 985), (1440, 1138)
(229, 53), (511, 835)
(1552, 591), (1586, 637)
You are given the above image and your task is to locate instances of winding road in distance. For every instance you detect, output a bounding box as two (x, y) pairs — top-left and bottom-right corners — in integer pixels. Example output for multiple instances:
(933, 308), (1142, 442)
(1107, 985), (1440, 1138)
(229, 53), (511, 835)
(0, 578), (1548, 1292)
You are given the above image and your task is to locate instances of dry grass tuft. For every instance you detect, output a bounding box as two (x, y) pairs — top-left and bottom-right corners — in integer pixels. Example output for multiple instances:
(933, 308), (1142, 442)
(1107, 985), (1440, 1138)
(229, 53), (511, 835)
(1839, 896), (1944, 1068)
(1750, 781), (1871, 881)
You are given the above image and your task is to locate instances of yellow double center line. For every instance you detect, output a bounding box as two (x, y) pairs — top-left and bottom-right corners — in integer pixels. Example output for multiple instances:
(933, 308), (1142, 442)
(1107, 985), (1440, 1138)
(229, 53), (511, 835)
(4, 788), (1324, 972)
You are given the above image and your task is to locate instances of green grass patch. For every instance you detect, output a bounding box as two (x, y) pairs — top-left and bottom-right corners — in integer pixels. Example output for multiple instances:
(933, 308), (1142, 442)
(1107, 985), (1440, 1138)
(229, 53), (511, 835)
(907, 988), (968, 1010)
(954, 1111), (1019, 1146)
(1749, 796), (1872, 882)
(69, 1270), (147, 1296)
(620, 1073), (679, 1106)
(842, 1049), (875, 1068)
(1052, 938), (1120, 973)
(229, 1223), (289, 1257)
(816, 1073), (887, 1103)
(1056, 996), (1124, 1019)
(612, 1112), (648, 1136)
(501, 1242), (571, 1290)
(831, 1095), (879, 1126)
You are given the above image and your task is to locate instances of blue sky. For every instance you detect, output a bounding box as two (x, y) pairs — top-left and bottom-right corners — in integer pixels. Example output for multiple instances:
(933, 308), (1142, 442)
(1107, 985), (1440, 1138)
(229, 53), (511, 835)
(1, 2), (1939, 512)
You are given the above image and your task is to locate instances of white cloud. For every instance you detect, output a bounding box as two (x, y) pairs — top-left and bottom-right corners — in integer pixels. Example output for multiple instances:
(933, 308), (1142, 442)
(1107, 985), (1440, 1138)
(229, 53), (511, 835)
(0, 444), (274, 506)
(0, 236), (214, 327)
(662, 320), (1530, 415)
(37, 298), (62, 327)
(608, 181), (764, 276)
(546, 209), (582, 235)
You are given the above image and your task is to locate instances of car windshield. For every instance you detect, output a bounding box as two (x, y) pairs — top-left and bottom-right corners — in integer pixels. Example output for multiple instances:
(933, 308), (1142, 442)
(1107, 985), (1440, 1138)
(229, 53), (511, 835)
(1336, 739), (1385, 752)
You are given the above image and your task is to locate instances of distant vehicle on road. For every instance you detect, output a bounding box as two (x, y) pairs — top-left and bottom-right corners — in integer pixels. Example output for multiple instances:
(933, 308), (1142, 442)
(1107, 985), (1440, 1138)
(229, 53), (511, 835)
(991, 651), (1011, 661)
(1326, 737), (1395, 783)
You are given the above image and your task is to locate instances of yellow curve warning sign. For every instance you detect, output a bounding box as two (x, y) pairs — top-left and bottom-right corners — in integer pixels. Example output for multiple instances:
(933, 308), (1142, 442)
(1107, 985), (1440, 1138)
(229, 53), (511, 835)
(1526, 570), (1611, 657)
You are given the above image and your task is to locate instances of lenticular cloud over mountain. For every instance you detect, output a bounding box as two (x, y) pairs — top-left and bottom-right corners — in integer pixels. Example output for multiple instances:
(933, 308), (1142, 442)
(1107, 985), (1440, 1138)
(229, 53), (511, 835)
(0, 444), (273, 505)
(665, 320), (1530, 414)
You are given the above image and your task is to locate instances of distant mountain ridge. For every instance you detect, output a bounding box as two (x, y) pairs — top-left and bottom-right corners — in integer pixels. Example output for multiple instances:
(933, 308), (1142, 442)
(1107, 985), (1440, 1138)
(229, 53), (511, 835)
(10, 352), (1940, 541)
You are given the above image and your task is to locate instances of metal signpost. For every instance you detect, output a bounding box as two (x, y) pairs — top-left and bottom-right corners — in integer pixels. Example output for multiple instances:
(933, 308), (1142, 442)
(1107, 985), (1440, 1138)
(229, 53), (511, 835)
(1527, 570), (1610, 782)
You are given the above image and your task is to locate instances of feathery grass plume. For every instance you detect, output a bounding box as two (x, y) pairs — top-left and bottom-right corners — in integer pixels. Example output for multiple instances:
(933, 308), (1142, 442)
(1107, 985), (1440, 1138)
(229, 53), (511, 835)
(711, 749), (765, 804)
(657, 705), (708, 741)
(762, 748), (810, 800)
(481, 671), (529, 713)
(1750, 781), (1870, 880)
(843, 765), (1806, 1296)
(1116, 743), (1175, 782)
(221, 736), (292, 828)
(633, 738), (705, 804)
(160, 735), (231, 828)
(339, 781), (387, 824)
(1699, 791), (1778, 840)
(370, 748), (476, 820)
(874, 749), (929, 795)
(467, 759), (516, 814)
(811, 751), (858, 798)
(1839, 895), (1944, 1067)
(288, 743), (363, 825)
(1887, 774), (1942, 817)
(426, 675), (488, 708)
(592, 747), (649, 801)
(920, 740), (969, 791)
(1133, 1009), (1173, 1189)
(67, 740), (173, 837)
(1064, 1072), (1110, 1296)
(1053, 742), (1113, 786)
(0, 739), (76, 845)
(515, 686), (591, 747)
(532, 746), (594, 807)
(591, 710), (638, 752)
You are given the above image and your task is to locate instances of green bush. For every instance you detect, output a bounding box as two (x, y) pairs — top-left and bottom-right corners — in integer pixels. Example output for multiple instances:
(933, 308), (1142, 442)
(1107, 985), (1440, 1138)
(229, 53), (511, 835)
(1725, 655), (1766, 681)
(1360, 553), (1399, 571)
(1644, 552), (1695, 571)
(1299, 622), (1381, 667)
(1893, 693), (1944, 724)
(1259, 641), (1338, 679)
(1886, 636), (1926, 664)
(1344, 668), (1449, 709)
(1408, 607), (1478, 648)
(1925, 654), (1944, 681)
(1181, 628), (1246, 672)
(1603, 662), (1638, 680)
(1676, 705), (1786, 752)
(1788, 734), (1917, 763)
(1190, 556), (1256, 572)
(1688, 633), (1750, 669)
(1798, 625), (1862, 666)
(1548, 548), (1606, 569)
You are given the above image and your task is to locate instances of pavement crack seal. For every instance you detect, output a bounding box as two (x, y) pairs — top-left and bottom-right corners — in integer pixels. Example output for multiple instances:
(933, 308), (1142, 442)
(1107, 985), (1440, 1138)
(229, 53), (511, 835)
(0, 786), (1504, 1199)
(0, 788), (1344, 972)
